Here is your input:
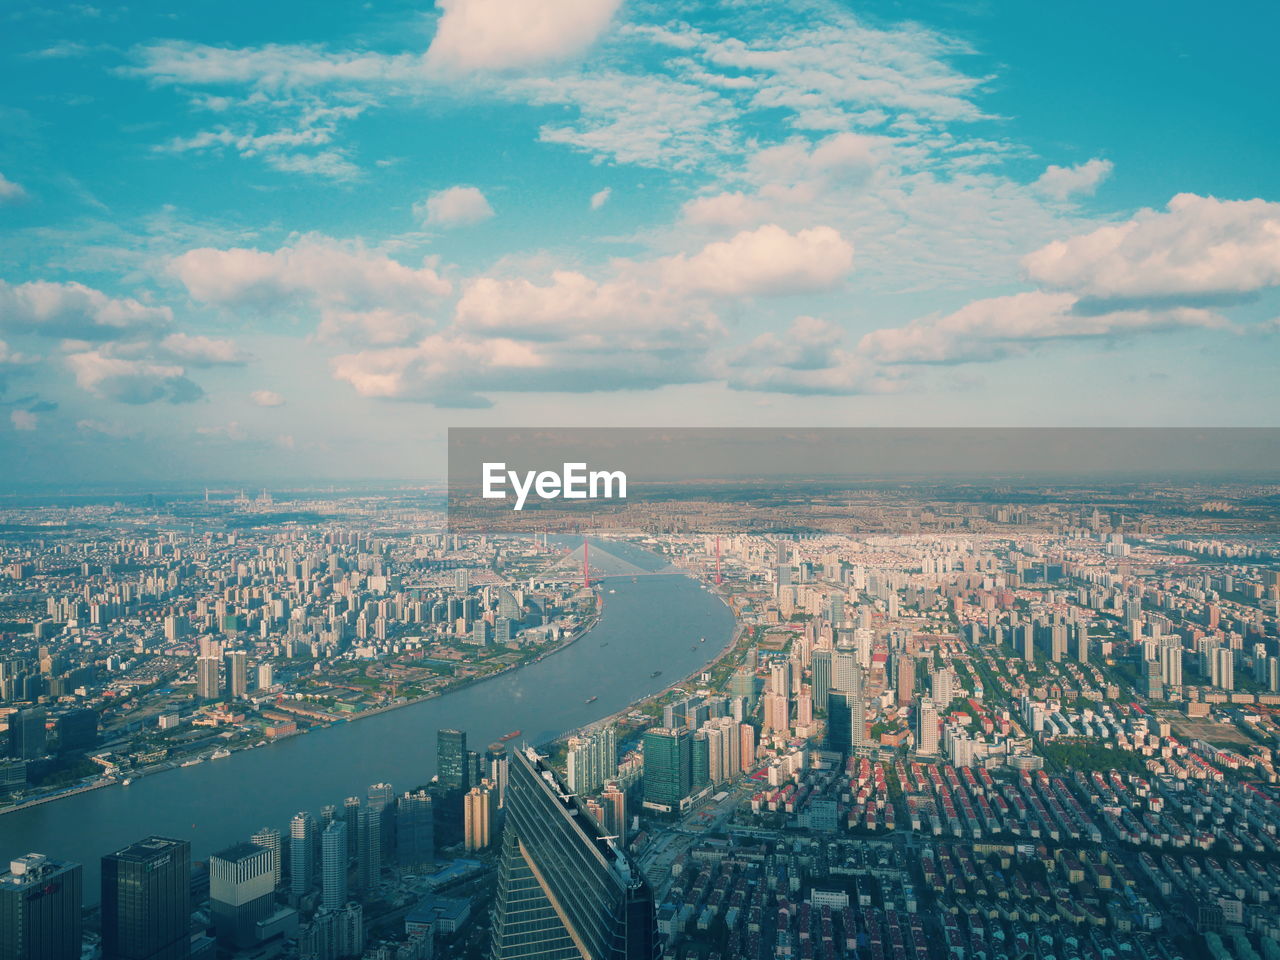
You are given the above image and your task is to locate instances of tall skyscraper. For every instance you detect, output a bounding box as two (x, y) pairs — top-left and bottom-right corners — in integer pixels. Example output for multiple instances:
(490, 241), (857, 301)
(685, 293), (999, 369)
(101, 837), (190, 960)
(356, 804), (381, 896)
(485, 742), (509, 809)
(916, 698), (939, 755)
(811, 647), (832, 701)
(436, 729), (467, 790)
(320, 821), (347, 911)
(464, 784), (491, 852)
(209, 842), (274, 949)
(395, 790), (434, 872)
(224, 651), (248, 698)
(196, 655), (220, 700)
(289, 812), (314, 898)
(565, 726), (617, 796)
(6, 708), (46, 760)
(895, 653), (915, 706)
(641, 727), (691, 814)
(250, 827), (281, 889)
(489, 748), (658, 960)
(0, 854), (82, 960)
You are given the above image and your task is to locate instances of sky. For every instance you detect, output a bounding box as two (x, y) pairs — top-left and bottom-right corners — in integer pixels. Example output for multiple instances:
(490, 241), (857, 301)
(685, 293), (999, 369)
(1, 0), (1278, 485)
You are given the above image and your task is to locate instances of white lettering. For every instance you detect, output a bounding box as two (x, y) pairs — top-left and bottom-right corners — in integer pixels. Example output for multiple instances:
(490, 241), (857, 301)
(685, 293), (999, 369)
(482, 462), (507, 499)
(480, 463), (627, 510)
(590, 469), (627, 499)
(510, 469), (537, 511)
(562, 462), (587, 499)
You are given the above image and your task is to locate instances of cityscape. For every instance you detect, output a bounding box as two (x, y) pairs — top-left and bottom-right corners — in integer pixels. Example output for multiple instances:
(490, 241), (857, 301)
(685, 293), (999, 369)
(2, 477), (1280, 960)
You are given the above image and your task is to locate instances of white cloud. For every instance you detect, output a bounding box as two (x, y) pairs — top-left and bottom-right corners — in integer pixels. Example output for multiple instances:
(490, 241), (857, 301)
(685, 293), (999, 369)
(65, 351), (203, 404)
(859, 290), (1227, 365)
(1033, 158), (1113, 201)
(196, 421), (247, 442)
(724, 316), (896, 395)
(250, 389), (286, 407)
(426, 0), (621, 72)
(590, 187), (611, 210)
(662, 224), (854, 297)
(10, 410), (37, 431)
(0, 173), (26, 204)
(170, 236), (451, 310)
(76, 419), (140, 438)
(414, 186), (495, 227)
(1023, 193), (1280, 303)
(153, 332), (251, 366)
(0, 280), (173, 340)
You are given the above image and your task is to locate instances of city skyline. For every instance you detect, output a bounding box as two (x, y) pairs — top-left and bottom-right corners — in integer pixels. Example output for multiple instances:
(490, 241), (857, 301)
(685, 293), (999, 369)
(2, 0), (1279, 482)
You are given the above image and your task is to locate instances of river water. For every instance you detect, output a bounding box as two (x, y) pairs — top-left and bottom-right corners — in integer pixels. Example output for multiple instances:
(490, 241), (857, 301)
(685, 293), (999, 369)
(0, 561), (734, 903)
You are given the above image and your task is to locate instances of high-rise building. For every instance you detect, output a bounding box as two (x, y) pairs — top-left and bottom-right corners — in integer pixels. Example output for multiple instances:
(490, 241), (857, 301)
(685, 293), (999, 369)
(250, 827), (281, 889)
(356, 805), (381, 896)
(320, 821), (347, 911)
(436, 729), (467, 790)
(0, 854), (82, 960)
(209, 842), (274, 949)
(489, 748), (658, 960)
(101, 837), (190, 960)
(342, 798), (360, 860)
(565, 726), (617, 796)
(811, 648), (832, 701)
(395, 791), (434, 873)
(464, 784), (491, 852)
(224, 651), (248, 698)
(289, 812), (314, 898)
(1021, 624), (1035, 664)
(641, 727), (691, 814)
(895, 654), (915, 706)
(485, 743), (509, 809)
(196, 655), (220, 700)
(6, 708), (46, 760)
(930, 666), (954, 707)
(600, 782), (627, 839)
(916, 698), (939, 755)
(256, 662), (274, 691)
(367, 782), (395, 867)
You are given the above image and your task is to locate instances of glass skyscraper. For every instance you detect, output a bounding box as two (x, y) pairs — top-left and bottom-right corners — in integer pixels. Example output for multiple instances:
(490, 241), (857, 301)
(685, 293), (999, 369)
(101, 837), (190, 960)
(0, 854), (82, 960)
(489, 748), (658, 960)
(436, 728), (467, 790)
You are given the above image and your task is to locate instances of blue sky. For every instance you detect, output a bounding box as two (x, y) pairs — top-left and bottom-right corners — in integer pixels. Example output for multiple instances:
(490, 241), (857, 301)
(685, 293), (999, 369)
(1, 0), (1278, 483)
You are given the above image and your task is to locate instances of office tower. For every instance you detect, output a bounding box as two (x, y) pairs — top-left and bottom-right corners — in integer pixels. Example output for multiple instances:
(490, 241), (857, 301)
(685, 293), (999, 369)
(357, 805), (382, 895)
(464, 785), (491, 852)
(436, 729), (467, 790)
(256, 662), (274, 691)
(763, 689), (789, 734)
(848, 662), (869, 751)
(728, 664), (756, 704)
(691, 732), (710, 791)
(811, 647), (832, 700)
(485, 743), (509, 809)
(196, 655), (220, 700)
(0, 854), (82, 960)
(1021, 624), (1035, 663)
(796, 687), (813, 727)
(601, 783), (627, 839)
(320, 805), (337, 828)
(320, 821), (347, 911)
(1159, 638), (1183, 688)
(396, 790), (434, 872)
(250, 827), (281, 889)
(367, 782), (395, 866)
(101, 837), (190, 960)
(489, 748), (658, 960)
(896, 654), (915, 706)
(739, 723), (756, 769)
(342, 798), (361, 860)
(224, 651), (248, 698)
(642, 727), (691, 813)
(831, 649), (857, 695)
(565, 726), (617, 797)
(916, 698), (939, 755)
(6, 708), (46, 760)
(289, 812), (314, 898)
(209, 842), (274, 949)
(1142, 659), (1164, 699)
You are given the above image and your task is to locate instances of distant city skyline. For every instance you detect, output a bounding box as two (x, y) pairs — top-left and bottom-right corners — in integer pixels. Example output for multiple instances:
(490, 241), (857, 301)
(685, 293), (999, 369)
(2, 0), (1278, 482)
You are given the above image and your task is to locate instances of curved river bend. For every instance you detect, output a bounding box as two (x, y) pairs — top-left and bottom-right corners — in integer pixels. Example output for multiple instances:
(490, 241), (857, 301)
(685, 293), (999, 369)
(0, 570), (734, 903)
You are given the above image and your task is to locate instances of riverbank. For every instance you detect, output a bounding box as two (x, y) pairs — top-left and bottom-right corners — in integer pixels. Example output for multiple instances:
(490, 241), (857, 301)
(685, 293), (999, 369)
(0, 589), (603, 817)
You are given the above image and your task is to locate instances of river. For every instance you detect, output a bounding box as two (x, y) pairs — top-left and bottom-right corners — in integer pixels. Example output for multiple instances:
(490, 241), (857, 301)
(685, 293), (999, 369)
(0, 557), (734, 904)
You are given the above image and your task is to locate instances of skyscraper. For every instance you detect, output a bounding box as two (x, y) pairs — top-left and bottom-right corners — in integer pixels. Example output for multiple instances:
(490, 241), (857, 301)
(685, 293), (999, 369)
(209, 842), (274, 949)
(436, 729), (467, 790)
(289, 812), (314, 898)
(320, 821), (347, 911)
(250, 827), (281, 889)
(565, 726), (617, 796)
(224, 651), (248, 698)
(357, 804), (381, 895)
(101, 837), (190, 960)
(0, 854), (82, 960)
(489, 748), (658, 960)
(641, 727), (691, 814)
(916, 697), (939, 755)
(464, 784), (491, 852)
(395, 790), (434, 872)
(196, 655), (220, 700)
(6, 708), (46, 760)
